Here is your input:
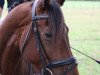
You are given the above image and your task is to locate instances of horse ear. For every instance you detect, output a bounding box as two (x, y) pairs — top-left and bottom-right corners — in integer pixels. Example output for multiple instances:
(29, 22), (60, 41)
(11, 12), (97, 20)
(56, 0), (65, 6)
(44, 0), (65, 6)
(44, 0), (50, 7)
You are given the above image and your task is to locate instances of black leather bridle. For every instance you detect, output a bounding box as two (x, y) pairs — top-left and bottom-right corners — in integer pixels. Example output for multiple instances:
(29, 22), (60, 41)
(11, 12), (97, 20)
(20, 0), (78, 75)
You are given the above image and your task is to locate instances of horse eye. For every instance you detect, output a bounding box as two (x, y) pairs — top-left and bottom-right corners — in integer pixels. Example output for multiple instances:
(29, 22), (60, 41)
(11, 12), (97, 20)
(44, 32), (52, 38)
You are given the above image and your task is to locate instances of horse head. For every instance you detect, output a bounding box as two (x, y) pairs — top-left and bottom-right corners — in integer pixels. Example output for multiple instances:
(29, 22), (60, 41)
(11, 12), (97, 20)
(19, 0), (79, 75)
(0, 0), (79, 75)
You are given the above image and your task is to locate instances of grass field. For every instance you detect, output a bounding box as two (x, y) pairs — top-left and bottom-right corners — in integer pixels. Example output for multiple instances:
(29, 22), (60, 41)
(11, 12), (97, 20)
(1, 1), (100, 75)
(62, 1), (100, 75)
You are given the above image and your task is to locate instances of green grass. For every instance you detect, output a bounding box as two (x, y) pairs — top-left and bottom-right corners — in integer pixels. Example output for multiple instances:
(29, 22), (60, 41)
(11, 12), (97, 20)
(63, 1), (100, 9)
(2, 1), (100, 75)
(62, 1), (100, 75)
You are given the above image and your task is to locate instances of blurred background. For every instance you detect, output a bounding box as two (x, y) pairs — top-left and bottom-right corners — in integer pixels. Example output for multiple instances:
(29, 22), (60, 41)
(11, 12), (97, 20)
(62, 0), (100, 75)
(1, 0), (100, 75)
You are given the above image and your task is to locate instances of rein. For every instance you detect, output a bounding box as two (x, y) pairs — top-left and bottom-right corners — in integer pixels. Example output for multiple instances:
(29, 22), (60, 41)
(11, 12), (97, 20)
(71, 47), (100, 64)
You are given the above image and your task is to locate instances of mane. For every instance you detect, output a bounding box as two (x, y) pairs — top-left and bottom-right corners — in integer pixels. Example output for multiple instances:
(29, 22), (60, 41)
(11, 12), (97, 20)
(48, 0), (64, 47)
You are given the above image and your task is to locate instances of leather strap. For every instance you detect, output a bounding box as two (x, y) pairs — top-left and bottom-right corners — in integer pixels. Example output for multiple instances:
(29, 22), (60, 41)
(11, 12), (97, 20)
(47, 57), (77, 68)
(32, 0), (48, 69)
(32, 0), (39, 19)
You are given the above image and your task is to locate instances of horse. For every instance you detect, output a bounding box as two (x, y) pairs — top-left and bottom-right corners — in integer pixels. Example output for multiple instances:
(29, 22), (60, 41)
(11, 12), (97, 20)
(0, 0), (79, 75)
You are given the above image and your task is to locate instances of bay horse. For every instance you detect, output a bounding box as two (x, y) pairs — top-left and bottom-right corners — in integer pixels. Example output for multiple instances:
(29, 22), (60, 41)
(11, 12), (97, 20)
(0, 0), (79, 75)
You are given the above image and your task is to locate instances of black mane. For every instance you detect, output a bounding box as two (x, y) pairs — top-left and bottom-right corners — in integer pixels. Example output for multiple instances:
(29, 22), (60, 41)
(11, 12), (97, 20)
(48, 0), (64, 47)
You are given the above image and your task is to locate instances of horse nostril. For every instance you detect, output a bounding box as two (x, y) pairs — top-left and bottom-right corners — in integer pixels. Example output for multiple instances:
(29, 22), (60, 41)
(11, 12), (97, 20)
(45, 32), (52, 38)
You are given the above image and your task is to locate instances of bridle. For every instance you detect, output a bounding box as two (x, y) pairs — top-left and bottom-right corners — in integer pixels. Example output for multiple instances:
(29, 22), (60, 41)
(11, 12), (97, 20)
(20, 0), (78, 75)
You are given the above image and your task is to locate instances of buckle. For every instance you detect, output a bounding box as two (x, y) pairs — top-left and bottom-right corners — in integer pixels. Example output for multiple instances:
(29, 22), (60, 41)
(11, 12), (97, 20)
(41, 68), (53, 75)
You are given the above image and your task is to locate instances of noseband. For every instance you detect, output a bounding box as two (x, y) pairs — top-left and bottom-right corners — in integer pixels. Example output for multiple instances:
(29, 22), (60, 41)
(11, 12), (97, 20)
(21, 0), (78, 75)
